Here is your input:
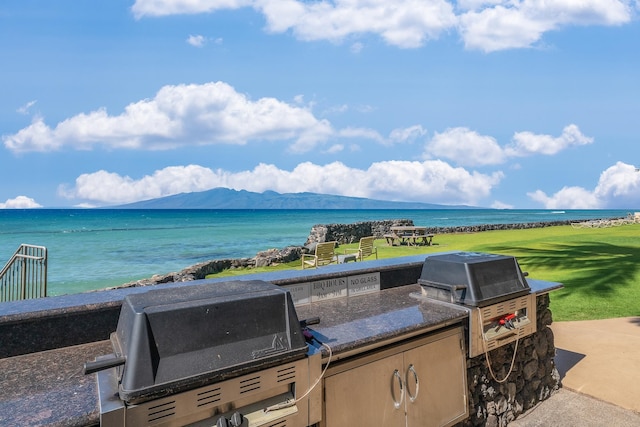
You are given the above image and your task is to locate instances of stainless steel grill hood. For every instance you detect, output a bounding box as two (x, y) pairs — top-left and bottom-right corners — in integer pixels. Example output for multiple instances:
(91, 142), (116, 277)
(418, 252), (530, 307)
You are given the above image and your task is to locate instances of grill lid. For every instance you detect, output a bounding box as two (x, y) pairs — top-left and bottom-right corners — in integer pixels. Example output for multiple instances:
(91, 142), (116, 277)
(108, 280), (308, 404)
(418, 252), (530, 307)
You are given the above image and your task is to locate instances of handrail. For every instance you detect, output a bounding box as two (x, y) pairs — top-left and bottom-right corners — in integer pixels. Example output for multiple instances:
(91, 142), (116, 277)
(0, 244), (48, 302)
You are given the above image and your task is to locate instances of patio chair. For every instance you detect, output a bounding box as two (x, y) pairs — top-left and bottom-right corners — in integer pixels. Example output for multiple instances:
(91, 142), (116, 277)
(344, 236), (378, 261)
(302, 241), (337, 269)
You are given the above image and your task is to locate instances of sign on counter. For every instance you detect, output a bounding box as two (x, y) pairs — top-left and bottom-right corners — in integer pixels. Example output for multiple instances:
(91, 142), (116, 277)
(347, 272), (380, 296)
(285, 272), (381, 305)
(311, 278), (347, 302)
(286, 283), (311, 305)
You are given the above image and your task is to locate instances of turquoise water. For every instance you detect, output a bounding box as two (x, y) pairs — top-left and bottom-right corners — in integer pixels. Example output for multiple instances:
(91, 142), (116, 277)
(0, 209), (630, 296)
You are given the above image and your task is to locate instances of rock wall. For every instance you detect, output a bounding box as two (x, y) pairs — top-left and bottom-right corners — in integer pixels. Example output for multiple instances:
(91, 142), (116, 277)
(463, 294), (561, 427)
(305, 219), (582, 246)
(116, 246), (304, 288)
(118, 218), (598, 289)
(304, 219), (414, 245)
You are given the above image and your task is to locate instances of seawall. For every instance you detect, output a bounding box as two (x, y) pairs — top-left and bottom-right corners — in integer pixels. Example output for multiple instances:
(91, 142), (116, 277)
(118, 218), (595, 289)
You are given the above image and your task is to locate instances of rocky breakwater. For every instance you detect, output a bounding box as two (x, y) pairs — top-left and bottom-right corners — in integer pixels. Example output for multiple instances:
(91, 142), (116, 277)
(116, 246), (305, 288)
(116, 217), (591, 289)
(117, 219), (414, 288)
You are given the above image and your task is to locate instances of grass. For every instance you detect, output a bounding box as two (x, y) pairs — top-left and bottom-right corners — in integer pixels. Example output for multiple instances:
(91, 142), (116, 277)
(208, 223), (640, 322)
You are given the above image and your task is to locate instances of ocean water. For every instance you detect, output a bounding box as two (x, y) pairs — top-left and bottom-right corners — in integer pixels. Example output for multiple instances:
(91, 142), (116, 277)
(0, 208), (630, 296)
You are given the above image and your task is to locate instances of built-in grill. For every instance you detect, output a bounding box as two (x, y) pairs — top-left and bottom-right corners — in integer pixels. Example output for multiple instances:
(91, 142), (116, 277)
(85, 280), (322, 427)
(418, 252), (537, 358)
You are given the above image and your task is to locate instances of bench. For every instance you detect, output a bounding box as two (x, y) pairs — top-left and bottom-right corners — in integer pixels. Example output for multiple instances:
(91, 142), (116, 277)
(385, 231), (434, 246)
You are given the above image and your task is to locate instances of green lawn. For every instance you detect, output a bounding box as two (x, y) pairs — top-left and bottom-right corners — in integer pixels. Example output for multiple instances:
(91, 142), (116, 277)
(209, 223), (640, 322)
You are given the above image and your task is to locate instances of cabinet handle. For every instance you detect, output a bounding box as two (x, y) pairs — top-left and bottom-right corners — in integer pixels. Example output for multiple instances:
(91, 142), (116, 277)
(391, 369), (405, 409)
(406, 364), (420, 403)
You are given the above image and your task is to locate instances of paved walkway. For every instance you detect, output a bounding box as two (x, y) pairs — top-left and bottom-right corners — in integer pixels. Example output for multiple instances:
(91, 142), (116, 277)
(510, 316), (640, 426)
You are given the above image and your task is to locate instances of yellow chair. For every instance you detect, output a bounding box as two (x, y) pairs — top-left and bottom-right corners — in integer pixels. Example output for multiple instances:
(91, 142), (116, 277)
(344, 236), (378, 261)
(302, 241), (337, 269)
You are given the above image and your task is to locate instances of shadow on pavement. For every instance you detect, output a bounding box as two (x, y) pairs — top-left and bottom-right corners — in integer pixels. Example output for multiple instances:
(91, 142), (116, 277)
(554, 348), (586, 381)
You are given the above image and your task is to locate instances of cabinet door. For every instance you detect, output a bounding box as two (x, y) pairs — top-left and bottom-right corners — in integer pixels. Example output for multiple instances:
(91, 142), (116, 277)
(404, 331), (467, 427)
(324, 353), (405, 427)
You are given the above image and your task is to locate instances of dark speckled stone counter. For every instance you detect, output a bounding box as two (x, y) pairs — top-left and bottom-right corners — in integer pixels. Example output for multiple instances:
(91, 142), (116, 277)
(0, 340), (112, 427)
(0, 284), (466, 427)
(295, 284), (468, 360)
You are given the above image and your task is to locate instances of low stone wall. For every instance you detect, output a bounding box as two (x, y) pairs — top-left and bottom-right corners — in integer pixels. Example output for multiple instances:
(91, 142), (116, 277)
(305, 219), (414, 245)
(463, 294), (560, 427)
(306, 219), (583, 246)
(118, 218), (596, 289)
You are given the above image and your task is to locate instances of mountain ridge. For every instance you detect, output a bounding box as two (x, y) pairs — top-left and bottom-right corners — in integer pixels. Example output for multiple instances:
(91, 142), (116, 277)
(113, 188), (479, 209)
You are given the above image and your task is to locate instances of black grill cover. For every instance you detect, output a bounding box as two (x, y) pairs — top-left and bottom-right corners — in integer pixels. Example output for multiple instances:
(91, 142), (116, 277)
(112, 280), (308, 403)
(418, 252), (530, 307)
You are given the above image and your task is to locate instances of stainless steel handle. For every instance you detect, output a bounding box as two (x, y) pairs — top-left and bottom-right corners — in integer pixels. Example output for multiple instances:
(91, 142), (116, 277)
(406, 364), (420, 403)
(391, 369), (405, 409)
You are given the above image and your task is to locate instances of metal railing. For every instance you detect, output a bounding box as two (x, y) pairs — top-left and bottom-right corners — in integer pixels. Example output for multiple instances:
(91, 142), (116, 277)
(0, 244), (48, 302)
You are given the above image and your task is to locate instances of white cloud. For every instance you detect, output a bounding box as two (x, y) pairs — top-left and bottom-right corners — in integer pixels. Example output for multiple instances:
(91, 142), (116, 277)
(505, 124), (593, 157)
(528, 187), (601, 209)
(424, 125), (593, 167)
(322, 104), (349, 115)
(2, 82), (337, 154)
(491, 200), (514, 209)
(424, 127), (506, 166)
(60, 160), (504, 206)
(187, 34), (206, 47)
(528, 162), (640, 209)
(350, 42), (364, 53)
(58, 165), (223, 204)
(132, 0), (252, 18)
(459, 0), (632, 51)
(325, 144), (345, 154)
(388, 125), (427, 145)
(0, 196), (42, 209)
(258, 0), (458, 48)
(17, 100), (37, 115)
(132, 0), (634, 52)
(336, 127), (385, 144)
(594, 161), (640, 205)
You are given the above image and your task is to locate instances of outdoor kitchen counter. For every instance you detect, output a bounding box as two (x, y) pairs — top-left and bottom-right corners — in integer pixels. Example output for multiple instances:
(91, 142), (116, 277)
(0, 284), (466, 427)
(0, 339), (111, 427)
(295, 283), (469, 361)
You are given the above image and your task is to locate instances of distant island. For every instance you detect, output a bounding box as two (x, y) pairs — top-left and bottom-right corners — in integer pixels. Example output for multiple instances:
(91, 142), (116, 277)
(113, 188), (479, 210)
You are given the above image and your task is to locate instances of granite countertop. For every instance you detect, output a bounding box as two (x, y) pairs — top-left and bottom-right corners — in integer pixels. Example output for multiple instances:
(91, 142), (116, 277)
(0, 284), (467, 427)
(0, 280), (559, 426)
(295, 284), (469, 360)
(0, 340), (112, 427)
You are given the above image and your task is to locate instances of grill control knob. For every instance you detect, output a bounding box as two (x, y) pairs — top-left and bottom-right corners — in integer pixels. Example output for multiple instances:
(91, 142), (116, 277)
(216, 416), (231, 427)
(230, 412), (245, 426)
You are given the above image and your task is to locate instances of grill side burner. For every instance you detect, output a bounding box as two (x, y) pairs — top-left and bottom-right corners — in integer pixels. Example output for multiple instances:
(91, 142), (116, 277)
(418, 252), (536, 358)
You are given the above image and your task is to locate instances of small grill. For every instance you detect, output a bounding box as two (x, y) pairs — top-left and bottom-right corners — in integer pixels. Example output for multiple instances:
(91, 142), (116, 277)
(418, 252), (537, 358)
(86, 280), (321, 427)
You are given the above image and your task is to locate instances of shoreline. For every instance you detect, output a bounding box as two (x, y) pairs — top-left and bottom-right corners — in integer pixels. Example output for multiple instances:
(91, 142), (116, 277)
(113, 216), (621, 290)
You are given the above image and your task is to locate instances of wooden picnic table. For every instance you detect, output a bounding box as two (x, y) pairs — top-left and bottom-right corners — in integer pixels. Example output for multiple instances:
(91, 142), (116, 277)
(385, 226), (434, 246)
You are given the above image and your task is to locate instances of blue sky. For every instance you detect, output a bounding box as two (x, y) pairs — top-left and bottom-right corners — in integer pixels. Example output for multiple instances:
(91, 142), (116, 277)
(1, 0), (639, 209)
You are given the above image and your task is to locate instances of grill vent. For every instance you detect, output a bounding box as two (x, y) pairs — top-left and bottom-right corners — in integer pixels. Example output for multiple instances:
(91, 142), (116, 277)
(147, 400), (176, 424)
(240, 375), (262, 394)
(196, 385), (222, 408)
(276, 365), (296, 383)
(267, 420), (287, 427)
